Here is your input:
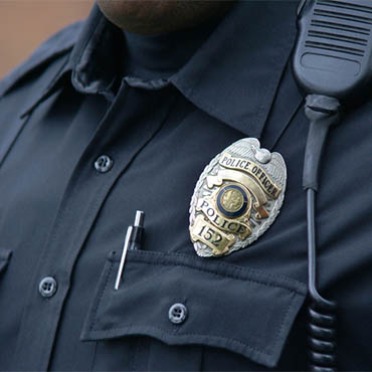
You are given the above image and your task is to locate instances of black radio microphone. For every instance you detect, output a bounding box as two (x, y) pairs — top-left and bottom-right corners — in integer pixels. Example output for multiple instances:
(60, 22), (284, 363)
(293, 1), (372, 370)
(294, 0), (372, 102)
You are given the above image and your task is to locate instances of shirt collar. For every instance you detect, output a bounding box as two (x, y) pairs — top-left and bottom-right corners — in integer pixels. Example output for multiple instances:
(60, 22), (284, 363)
(68, 5), (123, 101)
(60, 1), (300, 137)
(170, 1), (299, 137)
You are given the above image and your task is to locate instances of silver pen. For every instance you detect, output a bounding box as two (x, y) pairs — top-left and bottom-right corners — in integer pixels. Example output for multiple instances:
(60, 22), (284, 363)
(114, 226), (133, 290)
(114, 211), (145, 290)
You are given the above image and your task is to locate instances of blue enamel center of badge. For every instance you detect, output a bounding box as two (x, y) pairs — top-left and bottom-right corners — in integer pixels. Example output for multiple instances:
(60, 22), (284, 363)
(216, 184), (249, 219)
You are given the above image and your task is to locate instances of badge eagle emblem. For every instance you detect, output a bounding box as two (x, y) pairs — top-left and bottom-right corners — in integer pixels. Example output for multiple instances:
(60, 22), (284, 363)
(189, 138), (286, 257)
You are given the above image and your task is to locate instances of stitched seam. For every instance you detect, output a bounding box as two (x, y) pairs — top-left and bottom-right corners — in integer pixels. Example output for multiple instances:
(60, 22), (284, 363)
(120, 257), (305, 295)
(0, 114), (32, 168)
(273, 292), (298, 353)
(89, 324), (271, 358)
(89, 260), (114, 332)
(0, 47), (73, 99)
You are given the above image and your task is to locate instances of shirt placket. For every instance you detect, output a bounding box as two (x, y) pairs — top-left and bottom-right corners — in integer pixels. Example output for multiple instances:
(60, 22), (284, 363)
(13, 82), (173, 370)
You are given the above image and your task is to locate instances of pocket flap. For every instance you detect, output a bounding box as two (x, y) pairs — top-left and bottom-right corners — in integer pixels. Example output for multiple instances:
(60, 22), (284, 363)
(81, 250), (306, 368)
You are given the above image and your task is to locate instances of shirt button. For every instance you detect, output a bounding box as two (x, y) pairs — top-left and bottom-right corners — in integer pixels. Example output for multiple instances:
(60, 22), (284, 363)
(168, 303), (188, 324)
(39, 277), (57, 298)
(94, 155), (113, 173)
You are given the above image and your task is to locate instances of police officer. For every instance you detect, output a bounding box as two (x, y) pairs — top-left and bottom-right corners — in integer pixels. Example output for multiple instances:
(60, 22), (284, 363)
(1, 0), (372, 370)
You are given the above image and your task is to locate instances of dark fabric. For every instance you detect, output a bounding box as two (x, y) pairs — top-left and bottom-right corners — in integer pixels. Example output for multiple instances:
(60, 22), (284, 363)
(81, 251), (305, 368)
(0, 248), (12, 274)
(123, 18), (220, 79)
(0, 0), (371, 371)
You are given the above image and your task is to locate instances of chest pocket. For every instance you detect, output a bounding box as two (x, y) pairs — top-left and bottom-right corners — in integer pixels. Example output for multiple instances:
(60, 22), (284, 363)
(81, 250), (306, 371)
(0, 248), (12, 276)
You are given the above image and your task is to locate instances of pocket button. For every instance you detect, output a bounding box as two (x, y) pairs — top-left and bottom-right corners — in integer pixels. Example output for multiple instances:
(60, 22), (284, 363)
(168, 303), (188, 324)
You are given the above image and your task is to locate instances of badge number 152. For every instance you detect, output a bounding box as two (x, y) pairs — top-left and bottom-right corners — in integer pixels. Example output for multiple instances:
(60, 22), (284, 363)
(191, 215), (234, 256)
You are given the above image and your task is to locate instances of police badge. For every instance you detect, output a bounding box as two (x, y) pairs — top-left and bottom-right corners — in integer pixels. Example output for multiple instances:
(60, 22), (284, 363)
(189, 138), (286, 257)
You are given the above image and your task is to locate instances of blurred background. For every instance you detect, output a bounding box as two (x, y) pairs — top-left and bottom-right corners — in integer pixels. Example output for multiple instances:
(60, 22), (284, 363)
(0, 1), (92, 78)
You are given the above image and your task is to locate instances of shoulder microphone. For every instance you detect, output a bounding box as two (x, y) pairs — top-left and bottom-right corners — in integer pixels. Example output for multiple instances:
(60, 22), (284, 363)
(293, 1), (372, 370)
(294, 0), (372, 103)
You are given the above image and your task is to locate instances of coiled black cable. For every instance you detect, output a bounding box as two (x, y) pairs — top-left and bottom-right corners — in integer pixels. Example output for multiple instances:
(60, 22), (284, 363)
(307, 190), (337, 371)
(303, 95), (340, 371)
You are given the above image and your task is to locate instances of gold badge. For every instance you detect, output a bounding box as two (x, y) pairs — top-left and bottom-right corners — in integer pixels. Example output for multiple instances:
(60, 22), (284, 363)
(189, 138), (286, 257)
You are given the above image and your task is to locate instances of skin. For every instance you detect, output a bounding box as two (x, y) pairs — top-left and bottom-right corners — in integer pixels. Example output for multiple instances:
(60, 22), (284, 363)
(96, 0), (235, 35)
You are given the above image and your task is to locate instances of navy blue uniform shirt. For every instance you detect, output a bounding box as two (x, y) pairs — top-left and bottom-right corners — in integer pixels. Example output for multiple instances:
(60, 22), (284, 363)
(1, 1), (372, 370)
